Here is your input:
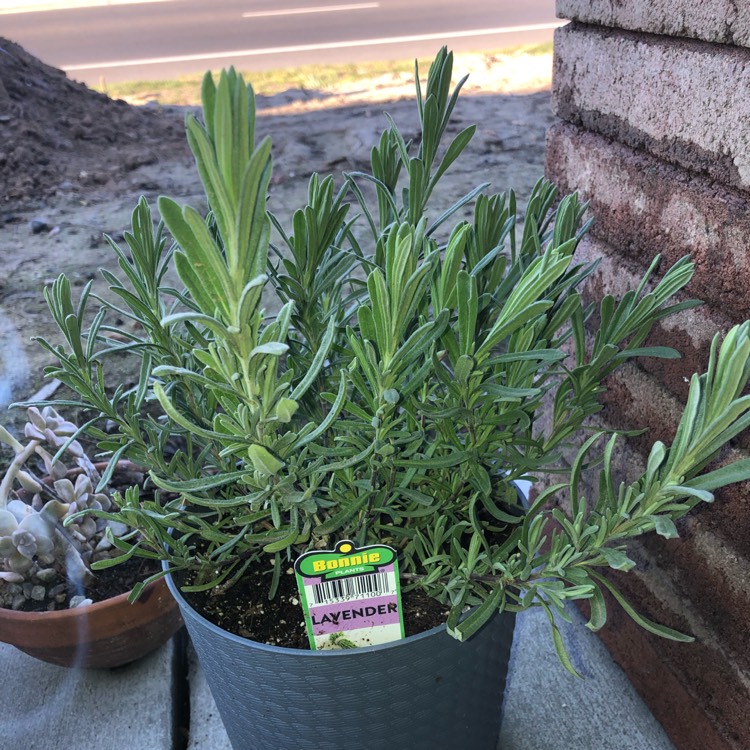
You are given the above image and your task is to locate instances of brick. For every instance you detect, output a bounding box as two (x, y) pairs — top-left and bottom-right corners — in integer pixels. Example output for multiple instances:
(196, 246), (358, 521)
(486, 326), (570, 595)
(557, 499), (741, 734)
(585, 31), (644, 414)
(651, 523), (750, 671)
(546, 121), (750, 320)
(556, 0), (750, 47)
(591, 559), (750, 750)
(552, 24), (750, 191)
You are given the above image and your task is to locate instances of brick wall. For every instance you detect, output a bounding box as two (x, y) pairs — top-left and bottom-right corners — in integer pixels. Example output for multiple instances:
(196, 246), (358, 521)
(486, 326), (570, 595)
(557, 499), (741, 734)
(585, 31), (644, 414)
(545, 4), (750, 749)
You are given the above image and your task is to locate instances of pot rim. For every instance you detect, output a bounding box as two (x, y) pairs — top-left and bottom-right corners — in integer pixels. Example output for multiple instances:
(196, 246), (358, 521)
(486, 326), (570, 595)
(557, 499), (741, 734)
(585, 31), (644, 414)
(0, 576), (169, 623)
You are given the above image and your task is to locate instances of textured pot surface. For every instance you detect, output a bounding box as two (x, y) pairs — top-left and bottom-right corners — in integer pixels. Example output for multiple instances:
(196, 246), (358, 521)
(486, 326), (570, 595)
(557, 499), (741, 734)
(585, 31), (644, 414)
(168, 573), (515, 750)
(0, 577), (183, 668)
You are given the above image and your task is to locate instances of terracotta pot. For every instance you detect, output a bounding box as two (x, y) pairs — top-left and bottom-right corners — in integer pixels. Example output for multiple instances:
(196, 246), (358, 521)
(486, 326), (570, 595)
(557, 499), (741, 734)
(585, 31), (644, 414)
(0, 577), (182, 668)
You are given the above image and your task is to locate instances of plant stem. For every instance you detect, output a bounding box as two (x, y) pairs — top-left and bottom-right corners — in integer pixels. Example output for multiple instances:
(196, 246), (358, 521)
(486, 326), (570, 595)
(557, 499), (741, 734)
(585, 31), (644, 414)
(0, 439), (40, 509)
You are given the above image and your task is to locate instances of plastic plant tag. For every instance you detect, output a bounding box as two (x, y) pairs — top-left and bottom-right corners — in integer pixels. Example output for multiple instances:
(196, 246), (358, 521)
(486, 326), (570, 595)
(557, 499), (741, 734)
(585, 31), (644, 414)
(294, 540), (404, 650)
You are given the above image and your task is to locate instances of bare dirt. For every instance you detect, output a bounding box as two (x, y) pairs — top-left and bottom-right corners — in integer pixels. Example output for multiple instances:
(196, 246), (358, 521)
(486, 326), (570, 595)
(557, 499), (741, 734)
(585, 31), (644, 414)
(0, 38), (554, 427)
(181, 562), (451, 649)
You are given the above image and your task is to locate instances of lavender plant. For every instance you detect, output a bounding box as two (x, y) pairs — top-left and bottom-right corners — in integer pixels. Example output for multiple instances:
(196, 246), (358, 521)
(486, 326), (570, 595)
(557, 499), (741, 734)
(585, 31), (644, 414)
(24, 49), (750, 671)
(0, 406), (129, 610)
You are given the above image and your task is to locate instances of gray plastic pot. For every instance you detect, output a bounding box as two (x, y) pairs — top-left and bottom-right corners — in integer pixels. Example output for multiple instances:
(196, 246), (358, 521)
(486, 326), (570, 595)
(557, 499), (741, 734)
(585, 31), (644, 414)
(166, 571), (515, 750)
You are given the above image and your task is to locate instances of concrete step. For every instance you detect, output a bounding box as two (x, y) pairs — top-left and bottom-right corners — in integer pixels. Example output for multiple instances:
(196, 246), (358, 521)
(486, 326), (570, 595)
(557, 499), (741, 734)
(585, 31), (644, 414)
(0, 606), (675, 749)
(0, 639), (176, 749)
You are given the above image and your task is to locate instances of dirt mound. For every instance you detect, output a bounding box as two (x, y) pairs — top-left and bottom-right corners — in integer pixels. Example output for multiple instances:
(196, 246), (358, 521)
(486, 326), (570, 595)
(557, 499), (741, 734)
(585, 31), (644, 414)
(0, 38), (188, 205)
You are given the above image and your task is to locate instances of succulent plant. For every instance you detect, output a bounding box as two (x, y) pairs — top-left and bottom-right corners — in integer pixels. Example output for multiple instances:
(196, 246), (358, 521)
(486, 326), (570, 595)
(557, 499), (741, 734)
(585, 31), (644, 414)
(0, 406), (130, 610)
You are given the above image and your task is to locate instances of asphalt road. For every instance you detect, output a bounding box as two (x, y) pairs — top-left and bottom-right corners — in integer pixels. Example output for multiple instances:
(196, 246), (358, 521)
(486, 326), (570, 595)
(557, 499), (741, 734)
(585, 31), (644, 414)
(2, 0), (561, 84)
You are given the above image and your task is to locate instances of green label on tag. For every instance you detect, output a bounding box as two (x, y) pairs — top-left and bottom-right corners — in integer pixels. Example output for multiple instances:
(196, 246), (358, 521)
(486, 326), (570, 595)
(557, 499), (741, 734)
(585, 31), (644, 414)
(294, 540), (404, 650)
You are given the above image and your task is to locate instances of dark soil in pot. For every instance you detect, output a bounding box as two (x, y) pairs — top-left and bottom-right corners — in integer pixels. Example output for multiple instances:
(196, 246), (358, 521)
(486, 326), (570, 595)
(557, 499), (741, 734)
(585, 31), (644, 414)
(180, 564), (451, 648)
(2, 556), (162, 613)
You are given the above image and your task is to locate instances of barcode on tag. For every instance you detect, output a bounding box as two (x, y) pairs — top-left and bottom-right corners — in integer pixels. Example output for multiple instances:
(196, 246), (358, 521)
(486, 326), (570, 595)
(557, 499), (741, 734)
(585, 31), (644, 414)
(310, 572), (393, 604)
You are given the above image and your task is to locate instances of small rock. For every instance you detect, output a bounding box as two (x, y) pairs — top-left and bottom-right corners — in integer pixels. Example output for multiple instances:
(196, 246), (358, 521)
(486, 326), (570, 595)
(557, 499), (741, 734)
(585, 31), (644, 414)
(30, 585), (46, 601)
(94, 537), (113, 553)
(30, 217), (50, 234)
(48, 583), (66, 598)
(36, 568), (58, 582)
(11, 594), (25, 610)
(70, 595), (92, 608)
(124, 150), (157, 171)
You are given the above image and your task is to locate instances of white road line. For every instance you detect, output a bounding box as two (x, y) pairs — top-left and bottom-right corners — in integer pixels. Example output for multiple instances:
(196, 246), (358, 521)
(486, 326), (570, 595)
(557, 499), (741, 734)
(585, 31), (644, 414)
(242, 3), (379, 19)
(62, 22), (565, 72)
(0, 0), (172, 15)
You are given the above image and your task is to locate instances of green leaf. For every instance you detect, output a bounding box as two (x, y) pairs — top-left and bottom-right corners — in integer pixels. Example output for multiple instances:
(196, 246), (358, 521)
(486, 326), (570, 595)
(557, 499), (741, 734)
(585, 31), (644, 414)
(94, 444), (131, 493)
(395, 450), (472, 469)
(275, 397), (299, 423)
(383, 388), (400, 404)
(247, 445), (285, 476)
(263, 523), (301, 553)
(454, 354), (474, 384)
(447, 585), (504, 642)
(185, 116), (233, 245)
(149, 469), (251, 493)
(161, 311), (229, 337)
(541, 599), (582, 678)
(430, 125), (476, 185)
(469, 462), (491, 496)
(615, 346), (681, 360)
(153, 382), (224, 441)
(662, 485), (715, 504)
(250, 342), (289, 358)
(585, 584), (607, 632)
(290, 316), (337, 401)
(598, 547), (636, 571)
(590, 571), (694, 642)
(651, 516), (679, 539)
(685, 459), (750, 492)
(158, 197), (232, 315)
(295, 370), (348, 448)
(390, 313), (448, 375)
(90, 544), (139, 569)
(314, 493), (369, 535)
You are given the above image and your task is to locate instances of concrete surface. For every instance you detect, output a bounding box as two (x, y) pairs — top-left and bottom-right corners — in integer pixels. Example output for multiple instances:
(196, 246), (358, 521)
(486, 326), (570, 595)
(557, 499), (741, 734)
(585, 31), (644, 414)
(499, 605), (675, 750)
(552, 24), (750, 192)
(0, 604), (674, 749)
(0, 638), (176, 749)
(187, 645), (231, 750)
(557, 0), (750, 47)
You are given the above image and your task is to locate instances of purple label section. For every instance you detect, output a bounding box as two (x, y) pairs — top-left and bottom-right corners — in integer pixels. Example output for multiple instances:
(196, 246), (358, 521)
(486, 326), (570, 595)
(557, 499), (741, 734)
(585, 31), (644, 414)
(309, 594), (401, 636)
